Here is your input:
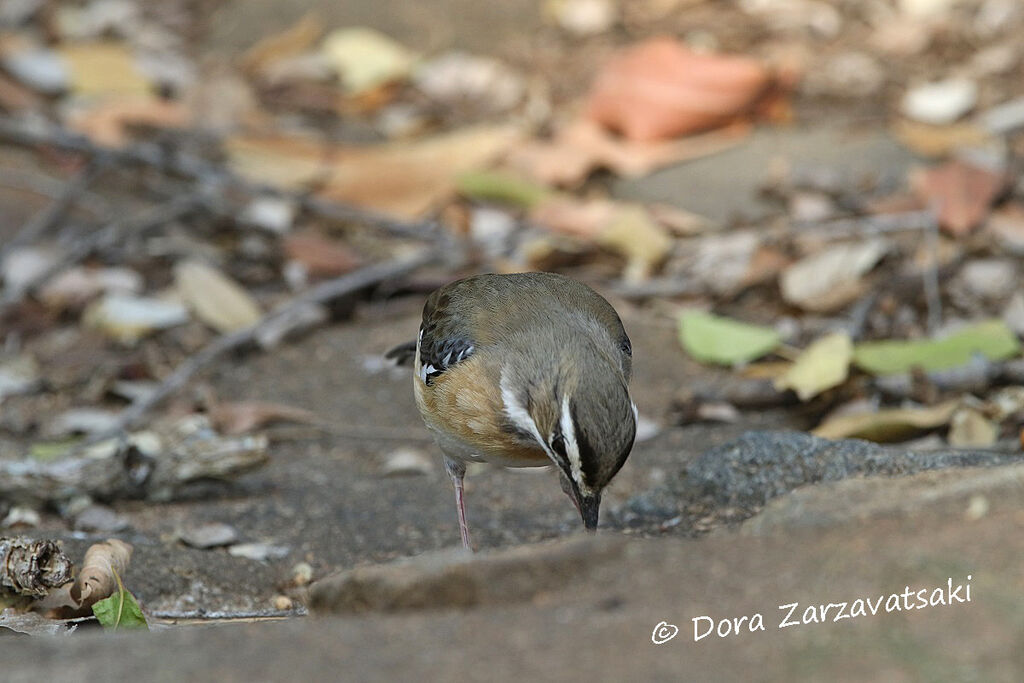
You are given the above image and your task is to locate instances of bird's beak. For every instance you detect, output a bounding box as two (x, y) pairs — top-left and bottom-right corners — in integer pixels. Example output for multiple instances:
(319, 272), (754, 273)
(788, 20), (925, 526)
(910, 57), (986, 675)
(579, 492), (601, 531)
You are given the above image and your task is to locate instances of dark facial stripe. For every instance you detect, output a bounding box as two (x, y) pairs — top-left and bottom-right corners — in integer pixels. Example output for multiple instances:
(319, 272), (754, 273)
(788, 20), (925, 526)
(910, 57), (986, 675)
(569, 401), (601, 488)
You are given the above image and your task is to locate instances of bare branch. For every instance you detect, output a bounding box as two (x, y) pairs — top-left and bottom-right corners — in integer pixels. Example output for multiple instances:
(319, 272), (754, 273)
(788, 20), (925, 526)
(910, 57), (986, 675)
(86, 248), (441, 443)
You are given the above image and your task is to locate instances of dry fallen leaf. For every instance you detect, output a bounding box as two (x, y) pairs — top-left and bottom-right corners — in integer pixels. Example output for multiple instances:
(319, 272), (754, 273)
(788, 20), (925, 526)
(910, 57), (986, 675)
(58, 41), (149, 96)
(282, 231), (361, 277)
(947, 406), (999, 447)
(912, 160), (1005, 237)
(891, 119), (995, 158)
(812, 400), (959, 442)
(70, 539), (132, 609)
(210, 400), (319, 435)
(597, 204), (672, 281)
(587, 38), (772, 141)
(780, 239), (889, 312)
(228, 125), (520, 219)
(66, 95), (190, 147)
(173, 260), (262, 334)
(528, 197), (671, 279)
(321, 27), (416, 94)
(774, 332), (853, 401)
(507, 118), (749, 187)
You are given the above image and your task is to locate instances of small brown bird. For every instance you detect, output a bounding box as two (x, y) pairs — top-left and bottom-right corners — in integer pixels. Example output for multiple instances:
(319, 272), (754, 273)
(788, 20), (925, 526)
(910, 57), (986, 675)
(388, 272), (636, 550)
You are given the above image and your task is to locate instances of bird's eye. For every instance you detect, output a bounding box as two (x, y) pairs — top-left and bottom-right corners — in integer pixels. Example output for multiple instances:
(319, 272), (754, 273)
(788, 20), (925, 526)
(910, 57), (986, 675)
(620, 338), (632, 356)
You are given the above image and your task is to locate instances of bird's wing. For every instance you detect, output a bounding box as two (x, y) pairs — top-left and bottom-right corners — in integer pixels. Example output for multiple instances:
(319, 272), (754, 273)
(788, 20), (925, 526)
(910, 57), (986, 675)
(416, 283), (477, 386)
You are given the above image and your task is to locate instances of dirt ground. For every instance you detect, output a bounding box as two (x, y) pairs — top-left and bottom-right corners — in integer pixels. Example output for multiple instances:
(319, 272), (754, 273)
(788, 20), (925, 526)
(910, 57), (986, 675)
(3, 1), (1024, 680)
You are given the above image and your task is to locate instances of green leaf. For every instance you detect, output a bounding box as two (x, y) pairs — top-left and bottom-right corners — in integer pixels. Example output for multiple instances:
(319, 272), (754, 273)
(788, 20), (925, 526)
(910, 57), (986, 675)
(853, 320), (1021, 376)
(678, 311), (782, 366)
(455, 170), (553, 208)
(92, 570), (148, 631)
(29, 439), (80, 461)
(774, 332), (853, 401)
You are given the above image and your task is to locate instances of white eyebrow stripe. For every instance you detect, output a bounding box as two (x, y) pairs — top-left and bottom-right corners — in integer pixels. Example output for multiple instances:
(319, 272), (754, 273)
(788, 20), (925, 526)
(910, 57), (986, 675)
(500, 371), (557, 463)
(559, 394), (588, 492)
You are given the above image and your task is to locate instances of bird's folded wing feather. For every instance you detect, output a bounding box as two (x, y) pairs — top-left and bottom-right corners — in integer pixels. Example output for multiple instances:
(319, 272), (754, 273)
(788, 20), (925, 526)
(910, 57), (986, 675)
(415, 285), (478, 386)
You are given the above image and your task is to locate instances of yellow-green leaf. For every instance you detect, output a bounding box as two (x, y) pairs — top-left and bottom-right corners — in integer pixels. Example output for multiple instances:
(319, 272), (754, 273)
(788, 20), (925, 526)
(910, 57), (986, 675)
(853, 320), (1020, 376)
(774, 332), (853, 401)
(92, 570), (147, 631)
(678, 311), (781, 366)
(455, 170), (552, 208)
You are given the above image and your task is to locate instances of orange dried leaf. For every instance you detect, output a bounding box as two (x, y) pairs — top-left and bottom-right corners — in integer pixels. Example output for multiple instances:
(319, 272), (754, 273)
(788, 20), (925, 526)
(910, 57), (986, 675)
(912, 160), (1005, 237)
(587, 38), (771, 141)
(282, 231), (361, 277)
(67, 96), (190, 147)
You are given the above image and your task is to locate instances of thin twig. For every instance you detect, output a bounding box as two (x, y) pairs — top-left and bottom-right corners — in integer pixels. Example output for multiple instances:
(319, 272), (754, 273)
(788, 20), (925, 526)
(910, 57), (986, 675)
(0, 195), (196, 314)
(0, 116), (440, 240)
(0, 158), (107, 263)
(86, 249), (441, 443)
(792, 210), (934, 238)
(922, 208), (943, 335)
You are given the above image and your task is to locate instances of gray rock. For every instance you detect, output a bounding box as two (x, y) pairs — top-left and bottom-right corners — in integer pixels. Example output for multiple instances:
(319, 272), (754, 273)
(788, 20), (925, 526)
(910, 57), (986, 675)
(1, 47), (68, 94)
(308, 535), (624, 613)
(743, 463), (1024, 534)
(73, 504), (129, 533)
(684, 430), (1023, 510)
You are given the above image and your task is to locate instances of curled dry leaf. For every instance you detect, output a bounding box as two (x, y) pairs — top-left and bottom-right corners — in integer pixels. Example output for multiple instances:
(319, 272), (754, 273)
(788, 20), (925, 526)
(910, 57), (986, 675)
(780, 239), (889, 312)
(70, 539), (132, 609)
(912, 160), (1005, 237)
(587, 38), (772, 141)
(210, 400), (319, 435)
(173, 260), (262, 334)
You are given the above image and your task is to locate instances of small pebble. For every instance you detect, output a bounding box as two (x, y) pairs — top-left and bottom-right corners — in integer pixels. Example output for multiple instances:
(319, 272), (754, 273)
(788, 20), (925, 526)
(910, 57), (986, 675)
(179, 522), (239, 549)
(1, 46), (68, 94)
(964, 494), (990, 521)
(228, 542), (290, 561)
(273, 595), (293, 611)
(74, 504), (129, 533)
(292, 562), (314, 587)
(902, 78), (978, 125)
(381, 448), (434, 477)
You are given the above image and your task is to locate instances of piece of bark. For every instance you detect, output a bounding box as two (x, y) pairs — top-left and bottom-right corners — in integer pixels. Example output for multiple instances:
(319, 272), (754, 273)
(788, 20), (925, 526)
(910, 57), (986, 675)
(0, 419), (268, 505)
(0, 538), (73, 597)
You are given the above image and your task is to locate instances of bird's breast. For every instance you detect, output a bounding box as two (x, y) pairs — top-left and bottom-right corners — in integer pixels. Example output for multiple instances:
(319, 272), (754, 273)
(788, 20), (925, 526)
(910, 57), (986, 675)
(414, 354), (549, 467)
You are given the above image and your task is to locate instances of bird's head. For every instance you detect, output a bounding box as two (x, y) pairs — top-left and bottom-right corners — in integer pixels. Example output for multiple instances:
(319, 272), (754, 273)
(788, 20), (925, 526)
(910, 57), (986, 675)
(499, 321), (636, 530)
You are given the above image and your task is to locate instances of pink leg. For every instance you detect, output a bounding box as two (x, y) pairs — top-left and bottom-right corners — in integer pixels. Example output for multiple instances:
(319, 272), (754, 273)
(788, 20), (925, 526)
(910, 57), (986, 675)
(444, 456), (473, 551)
